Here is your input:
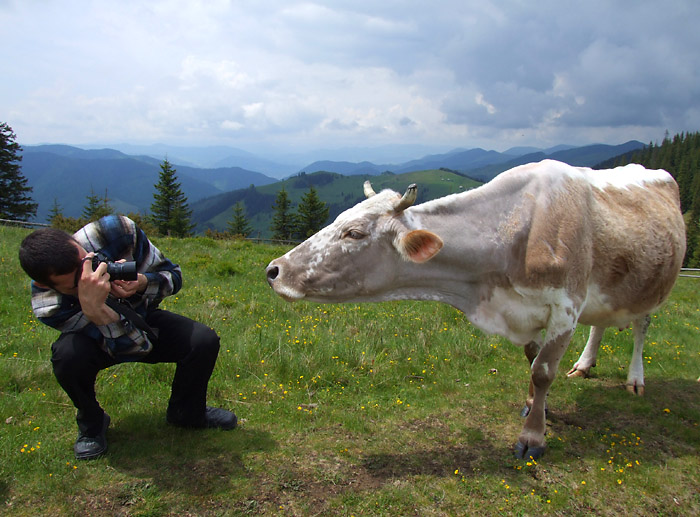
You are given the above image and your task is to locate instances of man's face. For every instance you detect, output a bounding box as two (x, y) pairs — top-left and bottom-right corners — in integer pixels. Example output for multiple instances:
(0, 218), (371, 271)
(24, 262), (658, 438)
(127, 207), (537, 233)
(40, 242), (88, 296)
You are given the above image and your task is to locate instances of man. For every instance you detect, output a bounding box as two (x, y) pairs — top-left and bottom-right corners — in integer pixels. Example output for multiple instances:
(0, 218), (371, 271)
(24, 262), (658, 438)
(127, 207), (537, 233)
(19, 215), (236, 460)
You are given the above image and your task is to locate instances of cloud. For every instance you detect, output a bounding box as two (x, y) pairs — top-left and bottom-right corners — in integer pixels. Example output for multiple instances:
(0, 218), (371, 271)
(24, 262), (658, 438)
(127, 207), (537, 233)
(1, 0), (699, 153)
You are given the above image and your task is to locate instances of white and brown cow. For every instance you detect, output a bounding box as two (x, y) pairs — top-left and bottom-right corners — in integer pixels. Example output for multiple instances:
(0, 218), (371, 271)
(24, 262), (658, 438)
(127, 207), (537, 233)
(266, 159), (685, 459)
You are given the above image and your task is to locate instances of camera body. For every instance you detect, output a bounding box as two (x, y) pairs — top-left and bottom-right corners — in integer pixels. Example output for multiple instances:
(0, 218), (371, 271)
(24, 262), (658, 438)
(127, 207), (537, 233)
(91, 254), (137, 281)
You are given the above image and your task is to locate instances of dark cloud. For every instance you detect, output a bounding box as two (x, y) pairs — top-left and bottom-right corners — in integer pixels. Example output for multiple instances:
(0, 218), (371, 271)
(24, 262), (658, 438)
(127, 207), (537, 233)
(1, 0), (698, 152)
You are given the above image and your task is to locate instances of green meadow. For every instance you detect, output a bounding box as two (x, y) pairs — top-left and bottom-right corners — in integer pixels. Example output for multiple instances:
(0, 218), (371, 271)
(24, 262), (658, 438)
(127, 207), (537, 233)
(1, 224), (698, 516)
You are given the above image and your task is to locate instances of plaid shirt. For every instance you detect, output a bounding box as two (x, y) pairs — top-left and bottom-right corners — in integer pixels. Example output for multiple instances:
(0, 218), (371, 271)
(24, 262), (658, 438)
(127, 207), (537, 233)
(30, 215), (182, 361)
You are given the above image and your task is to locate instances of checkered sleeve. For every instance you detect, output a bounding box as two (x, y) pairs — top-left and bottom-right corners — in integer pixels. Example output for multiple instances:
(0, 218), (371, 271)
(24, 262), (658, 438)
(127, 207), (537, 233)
(74, 215), (183, 303)
(33, 215), (182, 360)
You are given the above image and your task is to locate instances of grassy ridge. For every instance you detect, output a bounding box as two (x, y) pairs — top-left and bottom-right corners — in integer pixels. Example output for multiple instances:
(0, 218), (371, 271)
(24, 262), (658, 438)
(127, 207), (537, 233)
(1, 224), (698, 516)
(194, 169), (482, 236)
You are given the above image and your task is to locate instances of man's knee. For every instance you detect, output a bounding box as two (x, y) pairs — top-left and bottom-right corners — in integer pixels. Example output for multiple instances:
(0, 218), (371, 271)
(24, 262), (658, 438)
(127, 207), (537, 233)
(194, 324), (220, 357)
(51, 334), (111, 378)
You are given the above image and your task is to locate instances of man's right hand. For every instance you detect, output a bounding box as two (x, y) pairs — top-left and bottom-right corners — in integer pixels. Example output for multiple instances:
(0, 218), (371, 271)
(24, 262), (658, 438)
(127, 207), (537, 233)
(78, 254), (120, 326)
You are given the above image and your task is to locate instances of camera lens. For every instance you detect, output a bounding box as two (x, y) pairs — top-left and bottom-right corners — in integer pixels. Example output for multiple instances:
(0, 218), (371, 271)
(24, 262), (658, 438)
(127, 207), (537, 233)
(106, 261), (137, 281)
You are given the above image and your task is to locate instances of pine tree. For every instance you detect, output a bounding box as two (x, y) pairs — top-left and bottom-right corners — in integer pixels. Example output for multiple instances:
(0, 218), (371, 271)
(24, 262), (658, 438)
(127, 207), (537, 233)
(150, 158), (193, 237)
(169, 204), (194, 237)
(82, 188), (113, 221)
(0, 122), (37, 221)
(47, 197), (81, 232)
(227, 202), (252, 237)
(270, 188), (297, 241)
(686, 162), (700, 266)
(296, 186), (329, 238)
(47, 198), (63, 223)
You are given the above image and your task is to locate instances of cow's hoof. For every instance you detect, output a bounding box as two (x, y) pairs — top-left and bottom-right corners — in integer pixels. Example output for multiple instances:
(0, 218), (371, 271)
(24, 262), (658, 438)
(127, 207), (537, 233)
(626, 383), (645, 396)
(514, 441), (546, 460)
(566, 367), (589, 378)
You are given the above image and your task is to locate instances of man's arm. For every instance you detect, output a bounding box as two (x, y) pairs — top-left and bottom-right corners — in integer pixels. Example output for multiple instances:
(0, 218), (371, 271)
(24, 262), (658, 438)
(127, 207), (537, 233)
(128, 221), (183, 302)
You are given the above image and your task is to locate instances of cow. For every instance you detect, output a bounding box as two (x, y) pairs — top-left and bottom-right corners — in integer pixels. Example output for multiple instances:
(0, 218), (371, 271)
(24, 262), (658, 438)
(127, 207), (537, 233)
(265, 159), (686, 459)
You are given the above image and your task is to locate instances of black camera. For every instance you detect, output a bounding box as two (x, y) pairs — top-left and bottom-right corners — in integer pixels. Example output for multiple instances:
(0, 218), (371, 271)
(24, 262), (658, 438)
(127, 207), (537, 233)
(91, 254), (137, 281)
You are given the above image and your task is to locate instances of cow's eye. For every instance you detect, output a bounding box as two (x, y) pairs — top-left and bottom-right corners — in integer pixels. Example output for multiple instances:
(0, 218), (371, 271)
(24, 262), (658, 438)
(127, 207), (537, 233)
(342, 229), (366, 240)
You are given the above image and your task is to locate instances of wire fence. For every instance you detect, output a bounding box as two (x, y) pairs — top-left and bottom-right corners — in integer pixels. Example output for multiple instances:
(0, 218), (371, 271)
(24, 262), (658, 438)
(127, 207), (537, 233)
(244, 237), (302, 246)
(0, 218), (50, 228)
(0, 218), (302, 245)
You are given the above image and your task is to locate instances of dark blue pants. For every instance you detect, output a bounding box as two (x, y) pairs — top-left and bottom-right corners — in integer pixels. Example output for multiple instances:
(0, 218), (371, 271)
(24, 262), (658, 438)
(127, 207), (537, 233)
(50, 310), (220, 436)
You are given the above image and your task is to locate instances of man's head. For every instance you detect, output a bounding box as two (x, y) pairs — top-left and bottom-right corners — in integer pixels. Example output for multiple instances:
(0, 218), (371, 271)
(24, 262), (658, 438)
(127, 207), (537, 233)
(19, 228), (85, 290)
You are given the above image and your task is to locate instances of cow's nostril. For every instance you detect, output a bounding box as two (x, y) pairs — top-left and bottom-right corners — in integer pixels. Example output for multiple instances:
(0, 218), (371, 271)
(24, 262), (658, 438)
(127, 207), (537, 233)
(266, 265), (279, 284)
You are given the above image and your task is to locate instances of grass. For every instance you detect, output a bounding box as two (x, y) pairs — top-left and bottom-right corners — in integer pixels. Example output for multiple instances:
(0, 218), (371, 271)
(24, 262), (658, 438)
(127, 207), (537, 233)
(1, 223), (699, 516)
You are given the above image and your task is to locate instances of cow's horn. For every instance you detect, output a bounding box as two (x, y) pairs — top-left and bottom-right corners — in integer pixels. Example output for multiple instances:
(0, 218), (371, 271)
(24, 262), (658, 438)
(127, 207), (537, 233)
(395, 184), (417, 212)
(364, 180), (376, 198)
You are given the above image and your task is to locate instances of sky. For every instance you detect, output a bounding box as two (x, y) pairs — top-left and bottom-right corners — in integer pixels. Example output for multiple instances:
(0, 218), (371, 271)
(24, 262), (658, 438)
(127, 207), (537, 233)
(2, 0), (699, 157)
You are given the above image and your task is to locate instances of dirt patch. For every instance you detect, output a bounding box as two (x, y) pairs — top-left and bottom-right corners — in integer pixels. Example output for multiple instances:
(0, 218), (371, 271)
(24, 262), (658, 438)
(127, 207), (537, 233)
(360, 444), (478, 479)
(70, 480), (154, 516)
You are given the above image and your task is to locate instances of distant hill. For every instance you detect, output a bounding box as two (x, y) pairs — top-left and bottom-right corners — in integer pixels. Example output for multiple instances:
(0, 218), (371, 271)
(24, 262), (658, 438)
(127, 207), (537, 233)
(196, 139), (645, 238)
(89, 143), (296, 178)
(300, 160), (387, 175)
(393, 147), (511, 173)
(18, 139), (647, 232)
(464, 141), (645, 182)
(296, 141), (644, 180)
(191, 169), (482, 238)
(21, 145), (277, 222)
(502, 144), (577, 156)
(298, 147), (510, 176)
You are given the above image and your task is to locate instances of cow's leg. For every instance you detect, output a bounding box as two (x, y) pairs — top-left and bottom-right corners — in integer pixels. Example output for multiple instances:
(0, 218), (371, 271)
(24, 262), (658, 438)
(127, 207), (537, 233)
(515, 330), (572, 460)
(520, 341), (540, 417)
(626, 315), (650, 396)
(566, 326), (605, 378)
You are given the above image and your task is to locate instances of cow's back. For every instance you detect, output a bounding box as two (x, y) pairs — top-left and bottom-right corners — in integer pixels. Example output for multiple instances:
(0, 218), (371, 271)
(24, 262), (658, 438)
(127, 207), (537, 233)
(489, 161), (685, 328)
(581, 165), (685, 326)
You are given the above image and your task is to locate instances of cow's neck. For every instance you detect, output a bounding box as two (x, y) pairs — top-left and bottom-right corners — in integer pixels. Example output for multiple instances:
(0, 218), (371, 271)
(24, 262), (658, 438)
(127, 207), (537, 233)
(390, 182), (529, 313)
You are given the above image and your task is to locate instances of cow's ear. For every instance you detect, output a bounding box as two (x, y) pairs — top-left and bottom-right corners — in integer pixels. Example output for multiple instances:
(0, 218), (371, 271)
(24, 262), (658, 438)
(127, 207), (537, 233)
(399, 230), (443, 263)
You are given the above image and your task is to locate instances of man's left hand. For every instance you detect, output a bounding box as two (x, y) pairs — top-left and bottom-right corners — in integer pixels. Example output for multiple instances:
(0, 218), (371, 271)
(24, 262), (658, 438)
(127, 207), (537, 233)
(110, 274), (147, 299)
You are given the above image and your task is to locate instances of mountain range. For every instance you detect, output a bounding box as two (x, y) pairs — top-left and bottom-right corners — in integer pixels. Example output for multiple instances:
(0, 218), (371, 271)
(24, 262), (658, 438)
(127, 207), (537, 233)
(19, 140), (645, 230)
(297, 140), (644, 181)
(20, 145), (278, 222)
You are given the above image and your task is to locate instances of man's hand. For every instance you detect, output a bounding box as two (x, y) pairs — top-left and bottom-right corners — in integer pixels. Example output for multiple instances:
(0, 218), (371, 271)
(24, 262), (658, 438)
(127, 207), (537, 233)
(78, 254), (120, 325)
(110, 274), (148, 299)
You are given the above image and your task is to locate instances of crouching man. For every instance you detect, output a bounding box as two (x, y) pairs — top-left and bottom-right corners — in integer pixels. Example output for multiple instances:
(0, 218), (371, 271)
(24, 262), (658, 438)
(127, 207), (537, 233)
(19, 215), (237, 460)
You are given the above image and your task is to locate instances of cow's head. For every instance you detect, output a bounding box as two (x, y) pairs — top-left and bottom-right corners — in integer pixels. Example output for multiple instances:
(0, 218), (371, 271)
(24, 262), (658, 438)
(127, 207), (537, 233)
(266, 182), (443, 303)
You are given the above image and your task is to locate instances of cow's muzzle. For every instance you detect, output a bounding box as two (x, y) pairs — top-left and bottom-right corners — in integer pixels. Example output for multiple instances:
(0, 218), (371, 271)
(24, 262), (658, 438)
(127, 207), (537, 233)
(265, 261), (304, 301)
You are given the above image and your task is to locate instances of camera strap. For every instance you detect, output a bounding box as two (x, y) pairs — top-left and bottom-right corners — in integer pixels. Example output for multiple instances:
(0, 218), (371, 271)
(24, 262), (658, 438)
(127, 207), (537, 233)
(105, 297), (159, 343)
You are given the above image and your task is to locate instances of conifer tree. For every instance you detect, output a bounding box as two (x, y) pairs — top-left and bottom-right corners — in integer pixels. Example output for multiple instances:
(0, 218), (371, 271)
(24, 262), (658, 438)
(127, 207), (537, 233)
(82, 188), (113, 221)
(168, 204), (194, 238)
(47, 198), (63, 223)
(46, 198), (80, 232)
(270, 187), (296, 241)
(227, 202), (252, 237)
(151, 158), (193, 237)
(296, 186), (329, 238)
(0, 122), (37, 221)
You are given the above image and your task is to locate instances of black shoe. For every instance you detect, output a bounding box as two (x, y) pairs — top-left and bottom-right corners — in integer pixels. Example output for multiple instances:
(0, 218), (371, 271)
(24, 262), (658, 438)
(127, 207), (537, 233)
(74, 413), (110, 460)
(167, 406), (237, 430)
(205, 407), (237, 430)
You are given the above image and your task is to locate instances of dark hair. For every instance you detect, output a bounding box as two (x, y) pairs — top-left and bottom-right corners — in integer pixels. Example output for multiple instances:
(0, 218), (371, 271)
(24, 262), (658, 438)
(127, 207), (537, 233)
(19, 228), (81, 286)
